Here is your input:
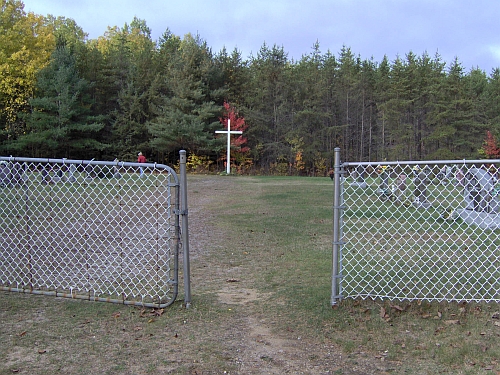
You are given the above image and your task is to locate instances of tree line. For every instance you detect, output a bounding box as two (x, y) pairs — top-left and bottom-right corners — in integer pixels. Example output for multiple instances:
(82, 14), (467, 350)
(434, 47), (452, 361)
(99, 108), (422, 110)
(2, 0), (500, 175)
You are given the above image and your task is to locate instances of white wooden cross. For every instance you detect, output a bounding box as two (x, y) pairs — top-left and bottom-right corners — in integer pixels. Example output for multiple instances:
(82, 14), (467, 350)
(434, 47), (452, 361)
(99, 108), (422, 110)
(215, 119), (243, 174)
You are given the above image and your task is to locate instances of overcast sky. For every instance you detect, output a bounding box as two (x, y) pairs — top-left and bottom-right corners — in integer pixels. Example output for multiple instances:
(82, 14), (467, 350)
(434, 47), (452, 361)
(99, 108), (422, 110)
(21, 0), (500, 74)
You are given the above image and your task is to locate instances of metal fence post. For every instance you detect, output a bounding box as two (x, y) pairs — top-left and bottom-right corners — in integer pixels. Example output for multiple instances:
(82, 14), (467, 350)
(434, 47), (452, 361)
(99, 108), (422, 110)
(331, 147), (343, 306)
(179, 150), (191, 307)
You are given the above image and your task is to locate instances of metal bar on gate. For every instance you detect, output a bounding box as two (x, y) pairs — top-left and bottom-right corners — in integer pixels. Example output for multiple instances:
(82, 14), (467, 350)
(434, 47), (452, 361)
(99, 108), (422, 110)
(342, 158), (500, 168)
(331, 147), (343, 306)
(179, 150), (192, 307)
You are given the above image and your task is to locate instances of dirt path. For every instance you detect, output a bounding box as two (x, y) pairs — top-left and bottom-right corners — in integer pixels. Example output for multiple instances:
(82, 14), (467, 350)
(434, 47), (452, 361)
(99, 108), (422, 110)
(185, 176), (379, 375)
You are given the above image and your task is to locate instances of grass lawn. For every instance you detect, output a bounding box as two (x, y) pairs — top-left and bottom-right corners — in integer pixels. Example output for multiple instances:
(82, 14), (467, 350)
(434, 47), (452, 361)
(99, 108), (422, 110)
(0, 174), (498, 374)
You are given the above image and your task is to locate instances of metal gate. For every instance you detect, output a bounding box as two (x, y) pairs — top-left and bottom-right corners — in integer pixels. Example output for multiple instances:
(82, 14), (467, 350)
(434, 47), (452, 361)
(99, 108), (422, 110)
(331, 148), (500, 305)
(0, 152), (190, 308)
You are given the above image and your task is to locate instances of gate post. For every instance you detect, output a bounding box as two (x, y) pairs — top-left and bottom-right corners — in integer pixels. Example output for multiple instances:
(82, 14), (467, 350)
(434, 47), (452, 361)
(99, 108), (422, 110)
(331, 147), (343, 306)
(179, 150), (191, 307)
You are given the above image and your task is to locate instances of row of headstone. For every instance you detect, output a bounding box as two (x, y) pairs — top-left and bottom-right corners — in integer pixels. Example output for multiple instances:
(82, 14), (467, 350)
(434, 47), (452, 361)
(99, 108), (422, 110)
(40, 164), (123, 184)
(351, 165), (432, 207)
(349, 163), (500, 228)
(0, 162), (126, 187)
(40, 164), (80, 184)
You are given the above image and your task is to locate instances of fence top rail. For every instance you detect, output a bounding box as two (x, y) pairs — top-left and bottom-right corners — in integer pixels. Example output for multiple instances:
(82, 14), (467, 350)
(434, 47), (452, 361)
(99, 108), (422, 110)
(0, 156), (179, 185)
(342, 159), (500, 168)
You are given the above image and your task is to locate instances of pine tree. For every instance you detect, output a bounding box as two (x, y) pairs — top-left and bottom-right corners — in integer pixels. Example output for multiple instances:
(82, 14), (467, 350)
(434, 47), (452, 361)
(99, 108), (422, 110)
(147, 33), (222, 162)
(13, 40), (106, 158)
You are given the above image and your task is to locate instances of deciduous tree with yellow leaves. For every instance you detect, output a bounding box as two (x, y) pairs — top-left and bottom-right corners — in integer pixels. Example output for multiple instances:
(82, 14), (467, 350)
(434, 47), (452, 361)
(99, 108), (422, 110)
(0, 0), (55, 144)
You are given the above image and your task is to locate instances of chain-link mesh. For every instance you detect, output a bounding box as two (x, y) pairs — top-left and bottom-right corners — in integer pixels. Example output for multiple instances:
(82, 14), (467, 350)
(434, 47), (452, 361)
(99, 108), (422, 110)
(340, 160), (500, 303)
(0, 158), (180, 307)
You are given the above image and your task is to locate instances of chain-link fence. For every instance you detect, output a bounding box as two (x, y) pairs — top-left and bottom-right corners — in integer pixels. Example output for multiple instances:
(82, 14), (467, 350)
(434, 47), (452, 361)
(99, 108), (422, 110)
(0, 155), (189, 308)
(331, 150), (500, 304)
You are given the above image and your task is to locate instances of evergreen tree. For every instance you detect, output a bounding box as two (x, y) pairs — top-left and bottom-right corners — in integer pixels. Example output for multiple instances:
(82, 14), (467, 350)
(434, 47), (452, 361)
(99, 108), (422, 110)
(246, 43), (290, 171)
(112, 18), (155, 160)
(12, 41), (105, 158)
(147, 33), (222, 162)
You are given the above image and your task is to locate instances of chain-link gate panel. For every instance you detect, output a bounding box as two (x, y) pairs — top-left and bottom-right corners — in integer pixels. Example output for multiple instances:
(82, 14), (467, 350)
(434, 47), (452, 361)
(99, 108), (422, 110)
(0, 157), (181, 308)
(338, 160), (500, 303)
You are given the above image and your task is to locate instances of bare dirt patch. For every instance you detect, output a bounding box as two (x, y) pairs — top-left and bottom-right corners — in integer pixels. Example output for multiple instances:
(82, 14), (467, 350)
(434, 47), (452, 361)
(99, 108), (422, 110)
(217, 287), (262, 305)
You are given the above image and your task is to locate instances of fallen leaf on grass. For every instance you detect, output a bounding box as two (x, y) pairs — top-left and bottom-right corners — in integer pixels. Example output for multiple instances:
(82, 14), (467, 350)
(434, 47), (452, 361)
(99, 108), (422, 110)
(435, 326), (445, 334)
(139, 308), (164, 318)
(391, 305), (404, 312)
(421, 314), (432, 319)
(112, 311), (121, 319)
(151, 308), (164, 317)
(18, 331), (26, 337)
(444, 320), (460, 325)
(380, 307), (386, 318)
(226, 279), (239, 283)
(38, 349), (46, 354)
(494, 321), (500, 327)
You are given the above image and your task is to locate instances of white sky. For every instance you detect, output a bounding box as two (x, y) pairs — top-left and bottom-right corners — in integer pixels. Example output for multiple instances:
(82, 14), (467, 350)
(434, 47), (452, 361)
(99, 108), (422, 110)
(22, 0), (500, 74)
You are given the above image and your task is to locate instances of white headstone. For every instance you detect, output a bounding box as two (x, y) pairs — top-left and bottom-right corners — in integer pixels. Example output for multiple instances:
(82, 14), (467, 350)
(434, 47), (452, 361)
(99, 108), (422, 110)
(458, 167), (500, 229)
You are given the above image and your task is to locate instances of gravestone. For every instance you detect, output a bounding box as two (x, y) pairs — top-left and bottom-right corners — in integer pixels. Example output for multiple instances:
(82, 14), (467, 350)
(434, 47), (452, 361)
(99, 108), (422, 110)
(351, 165), (367, 188)
(436, 165), (453, 185)
(458, 167), (500, 229)
(393, 174), (407, 201)
(52, 167), (65, 183)
(377, 167), (391, 199)
(40, 168), (50, 184)
(85, 164), (95, 180)
(68, 164), (77, 182)
(413, 169), (431, 208)
(0, 162), (25, 187)
(113, 159), (122, 179)
(0, 162), (9, 187)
